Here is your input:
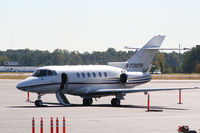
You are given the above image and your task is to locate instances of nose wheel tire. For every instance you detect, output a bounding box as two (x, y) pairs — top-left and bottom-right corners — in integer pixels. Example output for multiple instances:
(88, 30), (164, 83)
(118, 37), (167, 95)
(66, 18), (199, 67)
(83, 98), (93, 106)
(35, 100), (43, 107)
(111, 98), (120, 106)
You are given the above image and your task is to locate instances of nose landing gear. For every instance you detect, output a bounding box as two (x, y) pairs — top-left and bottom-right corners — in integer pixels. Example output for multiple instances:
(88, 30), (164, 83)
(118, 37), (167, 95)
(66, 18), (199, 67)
(35, 94), (43, 107)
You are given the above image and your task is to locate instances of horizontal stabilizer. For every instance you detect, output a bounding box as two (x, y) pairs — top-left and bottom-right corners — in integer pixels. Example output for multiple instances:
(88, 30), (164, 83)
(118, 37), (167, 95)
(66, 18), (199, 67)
(125, 46), (190, 50)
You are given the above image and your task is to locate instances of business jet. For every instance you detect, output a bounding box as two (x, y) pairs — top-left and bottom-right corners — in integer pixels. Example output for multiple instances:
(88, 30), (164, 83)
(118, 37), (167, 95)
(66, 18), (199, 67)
(16, 35), (197, 107)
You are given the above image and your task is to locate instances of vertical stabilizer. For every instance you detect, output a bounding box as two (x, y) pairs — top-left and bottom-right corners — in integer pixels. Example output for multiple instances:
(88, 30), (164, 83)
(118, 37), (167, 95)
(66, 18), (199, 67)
(126, 35), (165, 72)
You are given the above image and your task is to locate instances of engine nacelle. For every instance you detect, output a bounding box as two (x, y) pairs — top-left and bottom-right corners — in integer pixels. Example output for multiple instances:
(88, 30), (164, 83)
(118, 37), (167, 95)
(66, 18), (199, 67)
(120, 72), (151, 84)
(120, 73), (128, 84)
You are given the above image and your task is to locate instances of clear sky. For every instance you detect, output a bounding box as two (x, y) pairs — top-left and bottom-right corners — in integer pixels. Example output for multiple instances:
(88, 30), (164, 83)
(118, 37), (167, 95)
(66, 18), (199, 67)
(0, 0), (200, 52)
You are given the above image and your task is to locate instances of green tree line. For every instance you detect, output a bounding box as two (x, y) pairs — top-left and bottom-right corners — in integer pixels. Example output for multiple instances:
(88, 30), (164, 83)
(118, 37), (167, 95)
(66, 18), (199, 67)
(0, 45), (199, 73)
(152, 45), (200, 73)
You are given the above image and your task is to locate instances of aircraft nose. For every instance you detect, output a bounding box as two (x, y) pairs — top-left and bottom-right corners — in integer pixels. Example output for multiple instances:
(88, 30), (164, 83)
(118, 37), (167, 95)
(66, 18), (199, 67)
(16, 82), (23, 90)
(16, 81), (27, 91)
(16, 77), (37, 91)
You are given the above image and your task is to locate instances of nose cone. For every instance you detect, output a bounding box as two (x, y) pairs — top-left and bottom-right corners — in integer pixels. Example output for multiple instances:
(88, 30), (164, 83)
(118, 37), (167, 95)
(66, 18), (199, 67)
(16, 77), (36, 91)
(16, 83), (20, 89)
(16, 81), (26, 91)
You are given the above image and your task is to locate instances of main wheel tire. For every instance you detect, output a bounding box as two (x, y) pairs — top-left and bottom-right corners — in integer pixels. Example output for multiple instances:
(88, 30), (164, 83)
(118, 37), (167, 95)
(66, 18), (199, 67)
(35, 100), (43, 107)
(83, 98), (93, 106)
(111, 98), (120, 106)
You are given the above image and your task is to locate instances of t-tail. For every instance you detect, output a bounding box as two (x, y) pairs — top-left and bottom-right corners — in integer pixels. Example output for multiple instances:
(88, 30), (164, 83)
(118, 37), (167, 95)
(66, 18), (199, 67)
(125, 35), (165, 72)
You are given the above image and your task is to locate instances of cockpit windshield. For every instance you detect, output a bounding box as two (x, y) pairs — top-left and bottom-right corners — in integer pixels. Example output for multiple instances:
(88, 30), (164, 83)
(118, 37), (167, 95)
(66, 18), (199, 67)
(32, 69), (57, 77)
(32, 70), (47, 77)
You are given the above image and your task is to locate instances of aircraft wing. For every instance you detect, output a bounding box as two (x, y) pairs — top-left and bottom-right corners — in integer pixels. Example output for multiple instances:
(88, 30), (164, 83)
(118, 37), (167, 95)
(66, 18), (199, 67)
(88, 87), (199, 95)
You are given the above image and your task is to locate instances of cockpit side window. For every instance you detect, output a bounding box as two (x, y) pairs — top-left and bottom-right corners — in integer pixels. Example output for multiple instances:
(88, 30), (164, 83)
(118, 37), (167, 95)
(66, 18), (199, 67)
(32, 70), (47, 77)
(52, 70), (57, 76)
(47, 70), (53, 76)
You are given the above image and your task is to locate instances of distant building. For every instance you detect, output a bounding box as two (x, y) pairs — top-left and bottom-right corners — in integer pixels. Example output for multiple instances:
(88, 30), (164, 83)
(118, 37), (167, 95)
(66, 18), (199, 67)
(1, 61), (38, 72)
(4, 61), (19, 66)
(0, 66), (38, 72)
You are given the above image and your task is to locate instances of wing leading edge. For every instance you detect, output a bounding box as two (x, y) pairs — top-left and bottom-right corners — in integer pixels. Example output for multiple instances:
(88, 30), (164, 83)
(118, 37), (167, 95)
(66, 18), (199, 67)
(87, 87), (199, 95)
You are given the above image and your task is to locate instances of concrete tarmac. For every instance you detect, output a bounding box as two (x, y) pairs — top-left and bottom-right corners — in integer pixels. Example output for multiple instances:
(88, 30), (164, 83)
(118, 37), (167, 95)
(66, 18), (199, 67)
(0, 79), (200, 133)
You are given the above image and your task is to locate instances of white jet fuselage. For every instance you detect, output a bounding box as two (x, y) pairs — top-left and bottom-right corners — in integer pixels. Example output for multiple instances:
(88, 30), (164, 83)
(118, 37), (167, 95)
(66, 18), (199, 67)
(17, 65), (151, 97)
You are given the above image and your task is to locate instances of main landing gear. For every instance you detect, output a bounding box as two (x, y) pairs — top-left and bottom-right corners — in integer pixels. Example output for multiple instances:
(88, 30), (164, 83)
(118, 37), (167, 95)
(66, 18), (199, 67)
(35, 94), (43, 107)
(111, 93), (125, 107)
(111, 98), (120, 106)
(83, 98), (93, 106)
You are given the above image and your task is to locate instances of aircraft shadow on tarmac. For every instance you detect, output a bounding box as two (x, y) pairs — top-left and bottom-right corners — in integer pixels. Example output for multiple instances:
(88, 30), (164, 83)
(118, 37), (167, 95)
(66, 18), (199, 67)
(8, 101), (187, 111)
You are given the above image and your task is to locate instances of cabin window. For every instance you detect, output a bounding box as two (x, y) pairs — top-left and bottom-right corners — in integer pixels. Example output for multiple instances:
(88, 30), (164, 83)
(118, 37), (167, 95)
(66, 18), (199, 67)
(82, 73), (85, 78)
(98, 72), (102, 77)
(104, 72), (107, 77)
(93, 72), (96, 77)
(76, 73), (80, 78)
(87, 72), (90, 77)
